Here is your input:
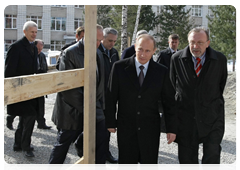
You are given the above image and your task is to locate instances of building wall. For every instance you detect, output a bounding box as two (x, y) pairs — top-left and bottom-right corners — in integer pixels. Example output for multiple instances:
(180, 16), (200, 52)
(4, 5), (85, 55)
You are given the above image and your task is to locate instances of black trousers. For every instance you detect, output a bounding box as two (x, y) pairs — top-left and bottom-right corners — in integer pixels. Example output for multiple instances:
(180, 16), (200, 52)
(178, 127), (223, 164)
(49, 120), (108, 164)
(14, 115), (36, 151)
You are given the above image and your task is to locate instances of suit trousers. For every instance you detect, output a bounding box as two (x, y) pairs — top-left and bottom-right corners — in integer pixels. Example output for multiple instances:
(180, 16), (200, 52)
(49, 120), (108, 164)
(14, 115), (36, 151)
(178, 123), (222, 164)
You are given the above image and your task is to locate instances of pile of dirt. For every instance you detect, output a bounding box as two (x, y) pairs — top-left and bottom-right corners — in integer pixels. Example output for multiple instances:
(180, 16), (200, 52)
(223, 72), (236, 115)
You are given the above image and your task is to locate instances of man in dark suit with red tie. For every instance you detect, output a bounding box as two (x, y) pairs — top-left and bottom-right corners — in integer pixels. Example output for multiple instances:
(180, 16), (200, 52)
(170, 27), (228, 164)
(105, 34), (177, 164)
(5, 21), (39, 158)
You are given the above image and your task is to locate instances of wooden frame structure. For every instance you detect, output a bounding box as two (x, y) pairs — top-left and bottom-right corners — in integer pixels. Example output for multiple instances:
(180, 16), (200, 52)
(4, 5), (97, 164)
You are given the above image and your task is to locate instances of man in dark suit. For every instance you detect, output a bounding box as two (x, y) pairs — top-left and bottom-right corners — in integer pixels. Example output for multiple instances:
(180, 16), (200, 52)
(49, 25), (108, 164)
(170, 27), (228, 164)
(105, 34), (177, 164)
(4, 21), (39, 158)
(6, 39), (52, 130)
(120, 30), (148, 60)
(156, 34), (179, 133)
(98, 27), (119, 163)
(56, 26), (84, 70)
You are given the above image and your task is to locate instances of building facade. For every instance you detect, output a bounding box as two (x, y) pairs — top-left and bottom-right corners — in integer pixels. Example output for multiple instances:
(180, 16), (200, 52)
(4, 5), (84, 57)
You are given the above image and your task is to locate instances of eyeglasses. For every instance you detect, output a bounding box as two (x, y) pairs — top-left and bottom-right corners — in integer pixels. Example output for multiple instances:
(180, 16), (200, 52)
(189, 41), (208, 46)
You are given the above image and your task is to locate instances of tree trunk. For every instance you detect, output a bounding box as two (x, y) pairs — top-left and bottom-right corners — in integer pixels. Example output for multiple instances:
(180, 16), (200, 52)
(232, 58), (235, 72)
(121, 5), (128, 56)
(131, 5), (141, 46)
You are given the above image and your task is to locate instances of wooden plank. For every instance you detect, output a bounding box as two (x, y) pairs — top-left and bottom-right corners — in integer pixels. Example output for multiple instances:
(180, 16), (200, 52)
(4, 68), (84, 105)
(81, 5), (97, 164)
(67, 157), (84, 170)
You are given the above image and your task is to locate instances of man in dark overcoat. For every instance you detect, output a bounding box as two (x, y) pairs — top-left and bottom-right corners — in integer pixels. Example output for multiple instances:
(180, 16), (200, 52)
(4, 21), (39, 158)
(105, 34), (177, 164)
(170, 27), (228, 164)
(49, 25), (108, 164)
(156, 34), (180, 133)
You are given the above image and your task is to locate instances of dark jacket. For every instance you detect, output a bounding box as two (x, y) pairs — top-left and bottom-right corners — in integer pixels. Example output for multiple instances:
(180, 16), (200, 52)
(52, 39), (105, 130)
(5, 36), (38, 116)
(105, 56), (176, 163)
(170, 46), (228, 144)
(38, 52), (48, 73)
(121, 45), (135, 60)
(98, 43), (119, 93)
(156, 47), (176, 69)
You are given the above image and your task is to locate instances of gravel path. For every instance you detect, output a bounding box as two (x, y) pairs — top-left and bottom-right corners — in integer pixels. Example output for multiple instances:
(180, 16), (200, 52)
(4, 73), (236, 166)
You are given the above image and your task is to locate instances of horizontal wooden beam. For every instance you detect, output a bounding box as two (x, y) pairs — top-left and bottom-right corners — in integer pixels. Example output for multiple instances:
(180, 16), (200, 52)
(4, 68), (84, 105)
(67, 157), (84, 170)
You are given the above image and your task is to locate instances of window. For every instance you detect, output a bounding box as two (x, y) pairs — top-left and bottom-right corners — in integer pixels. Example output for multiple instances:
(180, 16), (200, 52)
(4, 40), (16, 52)
(191, 5), (202, 17)
(51, 40), (65, 51)
(51, 5), (66, 7)
(75, 5), (84, 8)
(26, 16), (42, 29)
(74, 18), (84, 30)
(5, 15), (17, 29)
(208, 6), (215, 18)
(51, 17), (66, 31)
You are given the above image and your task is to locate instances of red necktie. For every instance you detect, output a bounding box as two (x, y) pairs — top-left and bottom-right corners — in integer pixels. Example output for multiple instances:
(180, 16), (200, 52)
(195, 57), (202, 77)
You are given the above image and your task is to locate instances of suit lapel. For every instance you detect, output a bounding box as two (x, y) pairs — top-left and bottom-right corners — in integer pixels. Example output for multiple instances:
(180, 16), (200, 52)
(125, 56), (140, 90)
(139, 59), (156, 93)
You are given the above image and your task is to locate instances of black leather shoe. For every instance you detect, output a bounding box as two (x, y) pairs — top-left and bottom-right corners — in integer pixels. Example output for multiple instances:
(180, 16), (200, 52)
(23, 150), (35, 157)
(37, 125), (52, 129)
(14, 146), (34, 152)
(6, 124), (14, 130)
(106, 154), (118, 163)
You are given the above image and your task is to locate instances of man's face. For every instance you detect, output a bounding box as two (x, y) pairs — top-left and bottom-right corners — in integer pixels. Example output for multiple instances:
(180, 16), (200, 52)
(102, 33), (118, 50)
(24, 26), (37, 43)
(188, 30), (210, 58)
(135, 37), (156, 65)
(169, 38), (179, 51)
(96, 29), (104, 49)
(36, 42), (44, 54)
(76, 31), (84, 41)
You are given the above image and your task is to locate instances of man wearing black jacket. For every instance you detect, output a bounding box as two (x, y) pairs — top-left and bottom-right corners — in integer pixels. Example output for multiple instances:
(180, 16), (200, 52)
(98, 27), (119, 163)
(5, 21), (38, 158)
(49, 25), (107, 164)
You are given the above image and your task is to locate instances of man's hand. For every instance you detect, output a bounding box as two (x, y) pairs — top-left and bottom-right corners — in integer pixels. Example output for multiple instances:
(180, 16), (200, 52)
(108, 128), (117, 133)
(167, 133), (176, 144)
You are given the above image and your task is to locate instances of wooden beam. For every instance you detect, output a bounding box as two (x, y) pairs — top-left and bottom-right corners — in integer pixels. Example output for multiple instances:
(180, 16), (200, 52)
(67, 157), (84, 170)
(4, 69), (84, 105)
(79, 5), (97, 164)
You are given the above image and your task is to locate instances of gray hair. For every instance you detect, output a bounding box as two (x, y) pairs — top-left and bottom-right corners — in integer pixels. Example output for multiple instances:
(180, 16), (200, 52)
(35, 39), (44, 46)
(97, 24), (103, 31)
(103, 27), (118, 38)
(136, 34), (157, 50)
(188, 27), (209, 41)
(136, 30), (148, 38)
(23, 21), (38, 31)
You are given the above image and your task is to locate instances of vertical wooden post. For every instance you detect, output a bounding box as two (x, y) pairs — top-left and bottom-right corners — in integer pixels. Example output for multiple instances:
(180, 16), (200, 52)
(83, 5), (97, 164)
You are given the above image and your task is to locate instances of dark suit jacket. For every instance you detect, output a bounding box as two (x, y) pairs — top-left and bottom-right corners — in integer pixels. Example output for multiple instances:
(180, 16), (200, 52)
(52, 39), (105, 130)
(5, 36), (38, 116)
(121, 45), (135, 60)
(156, 47), (177, 69)
(170, 46), (228, 144)
(105, 56), (176, 163)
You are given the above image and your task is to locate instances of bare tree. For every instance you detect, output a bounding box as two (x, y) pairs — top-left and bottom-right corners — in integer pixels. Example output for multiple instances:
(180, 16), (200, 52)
(131, 5), (141, 45)
(121, 5), (128, 56)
